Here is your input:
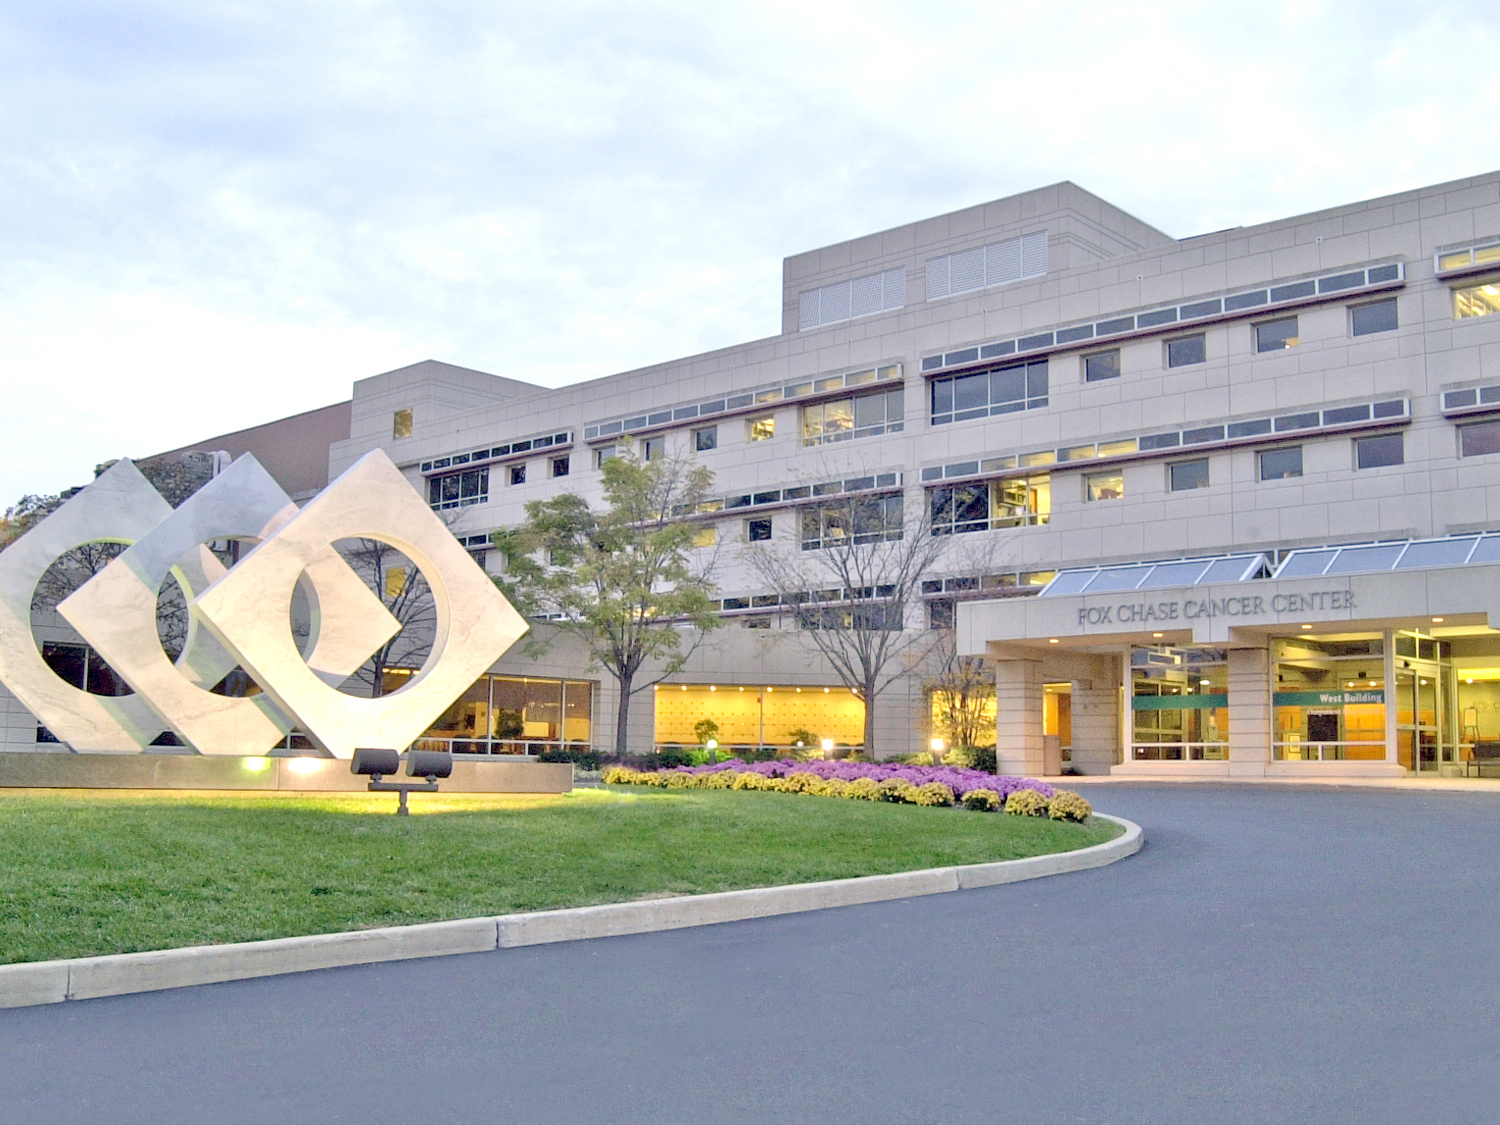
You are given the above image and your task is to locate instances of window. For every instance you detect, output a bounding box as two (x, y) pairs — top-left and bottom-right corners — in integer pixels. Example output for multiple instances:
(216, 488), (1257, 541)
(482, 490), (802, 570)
(1084, 350), (1120, 382)
(930, 359), (1048, 424)
(1169, 459), (1210, 491)
(1454, 281), (1500, 319)
(392, 409), (413, 439)
(1259, 446), (1303, 480)
(747, 517), (772, 542)
(801, 494), (902, 550)
(596, 447), (619, 469)
(1355, 433), (1403, 469)
(1085, 471), (1124, 501)
(693, 426), (717, 452)
(1256, 317), (1299, 352)
(693, 525), (717, 548)
(1460, 420), (1500, 457)
(1351, 298), (1398, 336)
(927, 599), (955, 630)
(551, 456), (570, 478)
(1166, 334), (1206, 368)
(643, 436), (664, 462)
(928, 475), (1052, 535)
(509, 464), (526, 486)
(428, 467), (489, 510)
(742, 616), (772, 629)
(747, 415), (775, 441)
(802, 387), (904, 446)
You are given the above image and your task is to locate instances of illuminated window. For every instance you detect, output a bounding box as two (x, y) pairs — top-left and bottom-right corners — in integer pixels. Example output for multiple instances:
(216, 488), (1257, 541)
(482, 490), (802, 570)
(1084, 350), (1120, 382)
(1351, 298), (1398, 336)
(1255, 316), (1299, 352)
(693, 525), (717, 548)
(1166, 334), (1206, 367)
(1169, 459), (1210, 491)
(1454, 281), (1500, 319)
(929, 475), (1050, 534)
(1085, 471), (1124, 501)
(747, 415), (775, 441)
(803, 387), (904, 446)
(392, 408), (413, 439)
(1259, 446), (1302, 480)
(801, 495), (902, 550)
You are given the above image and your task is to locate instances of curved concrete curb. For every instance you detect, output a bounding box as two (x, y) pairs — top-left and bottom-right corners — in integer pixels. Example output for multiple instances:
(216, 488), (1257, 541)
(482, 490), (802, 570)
(0, 814), (1140, 1010)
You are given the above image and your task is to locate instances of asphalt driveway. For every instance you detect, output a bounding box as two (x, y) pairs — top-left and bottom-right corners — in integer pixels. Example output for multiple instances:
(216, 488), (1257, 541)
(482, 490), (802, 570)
(2, 783), (1496, 1124)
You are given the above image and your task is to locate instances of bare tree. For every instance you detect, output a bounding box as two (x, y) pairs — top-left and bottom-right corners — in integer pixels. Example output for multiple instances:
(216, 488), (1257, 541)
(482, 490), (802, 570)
(744, 486), (953, 756)
(928, 631), (996, 753)
(332, 538), (438, 697)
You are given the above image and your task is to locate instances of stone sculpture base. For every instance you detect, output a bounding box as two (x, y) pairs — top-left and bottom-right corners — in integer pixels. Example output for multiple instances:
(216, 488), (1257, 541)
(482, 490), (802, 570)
(0, 753), (572, 794)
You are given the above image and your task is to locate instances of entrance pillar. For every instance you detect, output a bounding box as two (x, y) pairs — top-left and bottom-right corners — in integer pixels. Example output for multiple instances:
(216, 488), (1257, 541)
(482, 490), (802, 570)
(994, 656), (1046, 776)
(1227, 645), (1272, 777)
(1069, 654), (1122, 775)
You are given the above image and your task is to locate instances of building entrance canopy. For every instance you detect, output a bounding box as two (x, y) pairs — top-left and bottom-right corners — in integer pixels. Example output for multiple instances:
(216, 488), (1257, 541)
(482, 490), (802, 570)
(961, 539), (1500, 652)
(958, 540), (1500, 780)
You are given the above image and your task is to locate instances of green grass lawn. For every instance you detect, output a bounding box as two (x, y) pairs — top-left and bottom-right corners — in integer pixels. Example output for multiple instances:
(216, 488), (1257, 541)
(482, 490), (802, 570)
(0, 786), (1120, 964)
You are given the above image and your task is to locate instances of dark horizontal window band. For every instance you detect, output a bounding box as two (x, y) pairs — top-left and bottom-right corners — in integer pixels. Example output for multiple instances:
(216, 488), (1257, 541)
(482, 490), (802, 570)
(421, 432), (573, 474)
(922, 399), (1410, 485)
(921, 260), (1405, 375)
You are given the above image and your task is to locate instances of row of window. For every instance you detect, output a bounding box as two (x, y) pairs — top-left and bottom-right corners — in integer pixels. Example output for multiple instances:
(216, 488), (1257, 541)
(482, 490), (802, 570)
(1081, 302), (1397, 384)
(427, 455), (572, 507)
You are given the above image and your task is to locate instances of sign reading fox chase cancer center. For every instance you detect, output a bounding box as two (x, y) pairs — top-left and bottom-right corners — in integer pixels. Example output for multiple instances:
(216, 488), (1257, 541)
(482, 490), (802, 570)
(0, 450), (528, 759)
(1077, 590), (1357, 627)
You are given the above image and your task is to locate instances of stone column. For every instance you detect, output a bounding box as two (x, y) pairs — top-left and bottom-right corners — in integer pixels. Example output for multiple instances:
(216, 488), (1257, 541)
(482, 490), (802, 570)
(1069, 654), (1122, 775)
(994, 656), (1046, 777)
(1227, 644), (1272, 777)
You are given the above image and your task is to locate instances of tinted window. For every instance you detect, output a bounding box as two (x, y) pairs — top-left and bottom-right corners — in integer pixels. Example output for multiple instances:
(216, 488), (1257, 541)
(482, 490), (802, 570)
(1352, 298), (1398, 336)
(1256, 317), (1299, 352)
(1166, 334), (1206, 367)
(1355, 433), (1403, 469)
(748, 518), (772, 542)
(1460, 420), (1500, 457)
(1169, 459), (1210, 491)
(510, 464), (526, 485)
(693, 426), (717, 452)
(1259, 446), (1303, 480)
(1085, 350), (1120, 381)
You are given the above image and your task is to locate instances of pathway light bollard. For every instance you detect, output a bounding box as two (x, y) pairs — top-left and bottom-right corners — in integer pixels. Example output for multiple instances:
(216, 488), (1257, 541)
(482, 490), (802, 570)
(931, 738), (944, 766)
(351, 747), (454, 815)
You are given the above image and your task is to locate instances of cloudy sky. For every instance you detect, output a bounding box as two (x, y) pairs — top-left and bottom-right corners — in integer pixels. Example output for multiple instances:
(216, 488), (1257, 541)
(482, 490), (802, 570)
(1, 0), (1495, 503)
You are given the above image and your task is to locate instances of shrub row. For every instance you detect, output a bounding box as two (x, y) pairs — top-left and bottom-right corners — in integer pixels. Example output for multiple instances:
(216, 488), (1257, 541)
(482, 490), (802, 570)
(600, 764), (1092, 822)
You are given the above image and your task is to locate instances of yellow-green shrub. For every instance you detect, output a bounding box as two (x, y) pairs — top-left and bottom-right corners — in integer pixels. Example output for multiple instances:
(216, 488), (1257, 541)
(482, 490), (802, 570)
(601, 766), (636, 785)
(878, 778), (918, 803)
(785, 771), (822, 793)
(912, 782), (955, 807)
(1047, 790), (1092, 822)
(1004, 789), (1049, 817)
(701, 770), (736, 789)
(821, 779), (851, 799)
(962, 788), (1000, 812)
(663, 772), (695, 788)
(846, 777), (881, 801)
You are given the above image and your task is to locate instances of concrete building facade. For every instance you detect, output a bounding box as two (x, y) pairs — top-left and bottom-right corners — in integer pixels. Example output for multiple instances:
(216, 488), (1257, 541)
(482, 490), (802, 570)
(6, 173), (1500, 776)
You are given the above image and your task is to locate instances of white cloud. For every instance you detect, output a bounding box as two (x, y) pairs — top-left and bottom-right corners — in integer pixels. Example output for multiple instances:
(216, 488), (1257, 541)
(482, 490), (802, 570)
(0, 0), (1495, 500)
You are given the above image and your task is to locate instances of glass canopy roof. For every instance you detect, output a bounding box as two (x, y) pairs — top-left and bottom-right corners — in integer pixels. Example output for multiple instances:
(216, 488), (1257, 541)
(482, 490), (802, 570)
(1039, 554), (1273, 597)
(1275, 534), (1500, 579)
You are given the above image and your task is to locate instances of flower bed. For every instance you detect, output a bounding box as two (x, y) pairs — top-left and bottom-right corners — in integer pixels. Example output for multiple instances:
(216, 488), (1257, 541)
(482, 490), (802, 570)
(601, 760), (1093, 822)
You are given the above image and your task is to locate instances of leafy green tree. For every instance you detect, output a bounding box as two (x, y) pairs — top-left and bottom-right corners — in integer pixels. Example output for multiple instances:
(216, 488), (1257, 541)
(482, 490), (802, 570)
(492, 454), (721, 755)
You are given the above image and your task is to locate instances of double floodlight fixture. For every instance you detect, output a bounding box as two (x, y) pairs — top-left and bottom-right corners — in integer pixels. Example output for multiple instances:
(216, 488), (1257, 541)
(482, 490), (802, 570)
(351, 747), (454, 815)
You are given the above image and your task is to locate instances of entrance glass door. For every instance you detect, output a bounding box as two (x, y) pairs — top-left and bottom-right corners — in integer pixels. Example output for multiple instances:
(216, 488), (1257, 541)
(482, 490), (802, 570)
(1395, 663), (1443, 773)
